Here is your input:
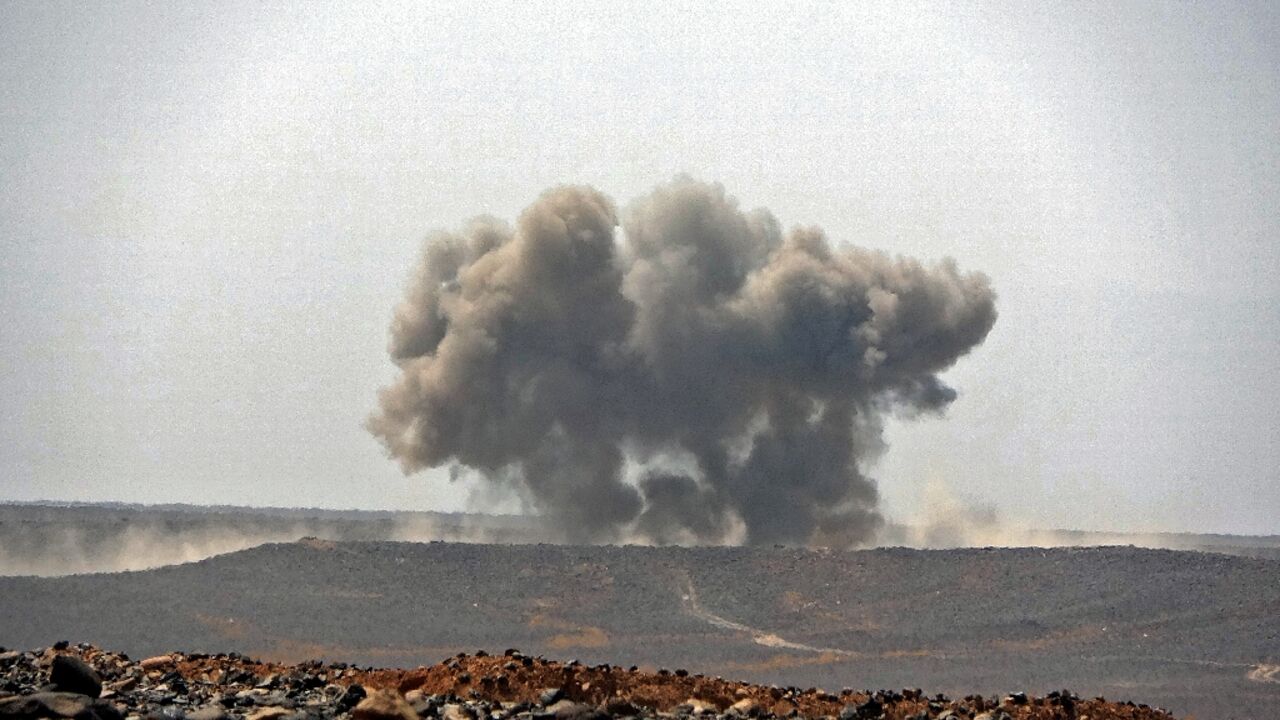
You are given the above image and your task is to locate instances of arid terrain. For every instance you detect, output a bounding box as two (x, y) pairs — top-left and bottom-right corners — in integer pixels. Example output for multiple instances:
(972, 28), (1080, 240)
(1, 512), (1278, 719)
(1, 642), (1178, 720)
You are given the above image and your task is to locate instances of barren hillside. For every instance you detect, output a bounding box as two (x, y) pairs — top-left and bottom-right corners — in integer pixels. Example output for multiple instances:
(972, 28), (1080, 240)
(1, 541), (1277, 718)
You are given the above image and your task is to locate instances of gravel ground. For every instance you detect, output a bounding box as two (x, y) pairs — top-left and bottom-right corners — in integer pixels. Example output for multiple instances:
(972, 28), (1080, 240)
(0, 644), (1176, 720)
(2, 541), (1277, 718)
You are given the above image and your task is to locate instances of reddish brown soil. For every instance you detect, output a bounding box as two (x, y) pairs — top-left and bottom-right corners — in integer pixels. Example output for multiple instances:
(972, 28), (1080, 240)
(164, 649), (1176, 719)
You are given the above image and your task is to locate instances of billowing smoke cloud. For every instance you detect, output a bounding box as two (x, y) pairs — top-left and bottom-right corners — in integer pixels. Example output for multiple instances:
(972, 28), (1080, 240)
(369, 178), (997, 547)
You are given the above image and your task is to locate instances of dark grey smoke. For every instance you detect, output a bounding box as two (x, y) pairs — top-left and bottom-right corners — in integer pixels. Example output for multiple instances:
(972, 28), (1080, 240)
(369, 178), (997, 546)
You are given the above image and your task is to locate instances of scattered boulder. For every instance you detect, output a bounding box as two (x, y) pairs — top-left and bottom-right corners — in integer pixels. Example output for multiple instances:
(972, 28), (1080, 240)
(338, 684), (368, 710)
(89, 700), (123, 720)
(49, 656), (102, 698)
(140, 656), (174, 671)
(439, 703), (476, 720)
(677, 698), (719, 715)
(0, 693), (120, 720)
(185, 706), (229, 720)
(0, 693), (92, 719)
(144, 707), (187, 720)
(838, 698), (882, 720)
(601, 698), (639, 716)
(353, 689), (417, 720)
(245, 708), (292, 720)
(545, 700), (604, 720)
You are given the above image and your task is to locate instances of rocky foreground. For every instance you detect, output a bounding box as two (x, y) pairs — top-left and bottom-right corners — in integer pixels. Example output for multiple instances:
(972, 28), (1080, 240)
(0, 644), (1174, 720)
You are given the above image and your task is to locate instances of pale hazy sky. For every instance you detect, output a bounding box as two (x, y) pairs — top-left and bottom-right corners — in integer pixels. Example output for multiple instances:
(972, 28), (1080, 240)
(2, 1), (1277, 535)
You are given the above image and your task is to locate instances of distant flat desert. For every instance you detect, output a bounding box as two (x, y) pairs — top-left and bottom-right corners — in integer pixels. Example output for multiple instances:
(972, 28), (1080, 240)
(1, 503), (1278, 719)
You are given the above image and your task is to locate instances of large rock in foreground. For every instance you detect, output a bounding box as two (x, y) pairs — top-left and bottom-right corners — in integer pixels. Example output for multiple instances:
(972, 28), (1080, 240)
(50, 655), (102, 697)
(0, 692), (120, 720)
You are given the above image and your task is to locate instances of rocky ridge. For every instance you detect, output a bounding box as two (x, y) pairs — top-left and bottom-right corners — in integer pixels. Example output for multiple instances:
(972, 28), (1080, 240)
(1, 644), (1174, 720)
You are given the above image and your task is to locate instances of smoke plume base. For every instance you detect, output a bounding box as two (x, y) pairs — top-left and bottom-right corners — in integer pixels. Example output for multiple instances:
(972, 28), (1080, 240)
(3, 503), (1277, 577)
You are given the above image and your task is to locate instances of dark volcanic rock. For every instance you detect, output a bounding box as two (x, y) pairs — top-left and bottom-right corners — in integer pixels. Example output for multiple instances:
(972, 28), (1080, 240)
(50, 656), (102, 698)
(146, 707), (188, 720)
(547, 700), (605, 720)
(838, 699), (882, 720)
(0, 692), (120, 720)
(0, 644), (1185, 720)
(338, 684), (367, 710)
(0, 692), (92, 718)
(352, 689), (416, 720)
